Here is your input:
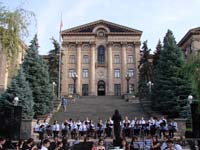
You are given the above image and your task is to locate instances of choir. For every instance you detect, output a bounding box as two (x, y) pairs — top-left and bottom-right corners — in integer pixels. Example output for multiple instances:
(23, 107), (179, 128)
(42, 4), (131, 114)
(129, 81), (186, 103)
(34, 116), (178, 140)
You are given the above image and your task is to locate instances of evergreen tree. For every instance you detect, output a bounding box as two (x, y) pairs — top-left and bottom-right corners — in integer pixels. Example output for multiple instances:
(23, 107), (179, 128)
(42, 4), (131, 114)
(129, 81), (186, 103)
(152, 30), (191, 118)
(138, 41), (152, 101)
(153, 40), (162, 67)
(48, 38), (60, 98)
(23, 35), (53, 116)
(0, 67), (34, 119)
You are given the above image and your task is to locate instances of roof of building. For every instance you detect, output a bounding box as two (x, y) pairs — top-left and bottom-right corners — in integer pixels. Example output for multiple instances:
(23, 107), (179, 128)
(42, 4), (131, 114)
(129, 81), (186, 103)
(61, 19), (142, 36)
(178, 27), (200, 47)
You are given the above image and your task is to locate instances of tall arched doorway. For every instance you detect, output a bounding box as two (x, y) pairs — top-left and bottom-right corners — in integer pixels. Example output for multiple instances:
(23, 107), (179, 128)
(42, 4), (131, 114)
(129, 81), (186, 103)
(97, 80), (105, 96)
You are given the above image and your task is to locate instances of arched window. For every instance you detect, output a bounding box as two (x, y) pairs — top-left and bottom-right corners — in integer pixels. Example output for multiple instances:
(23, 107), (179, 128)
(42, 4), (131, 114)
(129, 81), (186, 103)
(98, 45), (105, 64)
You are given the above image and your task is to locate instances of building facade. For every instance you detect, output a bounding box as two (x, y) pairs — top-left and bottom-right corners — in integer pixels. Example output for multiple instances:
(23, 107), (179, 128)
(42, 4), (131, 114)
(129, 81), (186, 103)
(61, 20), (142, 96)
(0, 42), (26, 93)
(178, 27), (200, 58)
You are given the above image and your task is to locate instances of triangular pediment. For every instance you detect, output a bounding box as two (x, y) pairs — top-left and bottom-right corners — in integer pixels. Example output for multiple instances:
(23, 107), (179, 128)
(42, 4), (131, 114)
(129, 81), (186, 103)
(61, 20), (142, 34)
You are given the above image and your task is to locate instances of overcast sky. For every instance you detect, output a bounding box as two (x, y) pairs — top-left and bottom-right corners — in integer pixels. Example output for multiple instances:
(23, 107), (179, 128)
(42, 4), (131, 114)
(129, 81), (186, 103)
(3, 0), (200, 54)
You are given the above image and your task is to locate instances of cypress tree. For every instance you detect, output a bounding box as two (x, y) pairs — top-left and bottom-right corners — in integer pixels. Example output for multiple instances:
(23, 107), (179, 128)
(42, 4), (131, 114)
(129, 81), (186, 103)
(23, 35), (53, 116)
(138, 41), (152, 101)
(48, 38), (60, 98)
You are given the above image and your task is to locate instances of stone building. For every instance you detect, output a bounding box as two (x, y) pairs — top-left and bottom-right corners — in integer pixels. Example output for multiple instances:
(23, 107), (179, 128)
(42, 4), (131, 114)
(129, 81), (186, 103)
(0, 42), (26, 93)
(178, 27), (200, 58)
(61, 20), (142, 96)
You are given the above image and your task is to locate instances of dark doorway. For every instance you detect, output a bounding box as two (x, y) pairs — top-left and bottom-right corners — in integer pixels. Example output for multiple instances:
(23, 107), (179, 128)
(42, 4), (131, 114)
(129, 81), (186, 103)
(114, 84), (121, 96)
(82, 84), (89, 96)
(97, 80), (105, 96)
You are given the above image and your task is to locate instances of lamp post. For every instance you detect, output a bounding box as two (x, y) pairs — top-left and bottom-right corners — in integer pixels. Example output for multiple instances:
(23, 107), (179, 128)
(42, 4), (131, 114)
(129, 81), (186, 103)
(72, 72), (78, 95)
(125, 73), (131, 94)
(188, 94), (200, 144)
(147, 81), (153, 94)
(52, 82), (56, 100)
(52, 82), (56, 99)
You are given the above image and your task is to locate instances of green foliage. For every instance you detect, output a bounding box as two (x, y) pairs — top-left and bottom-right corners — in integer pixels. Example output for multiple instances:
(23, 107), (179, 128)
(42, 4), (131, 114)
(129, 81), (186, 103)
(152, 30), (191, 118)
(23, 35), (53, 116)
(153, 40), (162, 67)
(0, 2), (35, 61)
(48, 37), (60, 98)
(138, 41), (152, 100)
(181, 52), (200, 104)
(0, 67), (34, 119)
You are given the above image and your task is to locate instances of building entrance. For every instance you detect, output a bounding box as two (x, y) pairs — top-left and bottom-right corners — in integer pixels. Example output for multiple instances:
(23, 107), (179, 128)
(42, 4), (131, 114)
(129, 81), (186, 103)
(97, 80), (105, 96)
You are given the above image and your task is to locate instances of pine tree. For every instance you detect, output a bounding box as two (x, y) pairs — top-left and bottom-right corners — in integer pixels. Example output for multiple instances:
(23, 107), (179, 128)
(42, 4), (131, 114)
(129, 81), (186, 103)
(152, 30), (191, 118)
(138, 41), (152, 101)
(48, 38), (60, 98)
(0, 67), (34, 119)
(153, 40), (162, 67)
(23, 35), (53, 116)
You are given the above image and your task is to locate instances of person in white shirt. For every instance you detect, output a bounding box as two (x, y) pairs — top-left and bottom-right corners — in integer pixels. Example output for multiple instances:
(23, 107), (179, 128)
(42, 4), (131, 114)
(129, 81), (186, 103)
(61, 120), (69, 138)
(41, 119), (49, 130)
(34, 119), (40, 133)
(52, 120), (60, 138)
(79, 121), (87, 137)
(168, 119), (178, 138)
(123, 116), (131, 137)
(41, 139), (50, 150)
(105, 117), (113, 137)
(71, 121), (78, 139)
(159, 116), (168, 138)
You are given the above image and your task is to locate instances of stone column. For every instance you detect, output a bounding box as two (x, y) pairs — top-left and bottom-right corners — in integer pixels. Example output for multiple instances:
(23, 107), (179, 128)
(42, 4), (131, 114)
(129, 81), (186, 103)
(90, 42), (96, 95)
(134, 41), (141, 93)
(121, 42), (127, 95)
(107, 42), (113, 95)
(76, 42), (82, 95)
(61, 43), (69, 96)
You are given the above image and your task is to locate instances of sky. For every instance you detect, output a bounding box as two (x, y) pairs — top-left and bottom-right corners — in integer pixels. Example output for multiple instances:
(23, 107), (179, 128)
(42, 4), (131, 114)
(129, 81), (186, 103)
(2, 0), (200, 54)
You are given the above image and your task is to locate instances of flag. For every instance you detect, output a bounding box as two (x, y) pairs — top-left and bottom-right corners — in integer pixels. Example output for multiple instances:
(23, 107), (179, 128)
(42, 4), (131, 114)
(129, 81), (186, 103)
(59, 13), (63, 42)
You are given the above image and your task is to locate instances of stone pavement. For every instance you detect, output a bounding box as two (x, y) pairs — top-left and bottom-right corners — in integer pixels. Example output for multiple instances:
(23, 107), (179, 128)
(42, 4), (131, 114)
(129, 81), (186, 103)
(50, 96), (149, 123)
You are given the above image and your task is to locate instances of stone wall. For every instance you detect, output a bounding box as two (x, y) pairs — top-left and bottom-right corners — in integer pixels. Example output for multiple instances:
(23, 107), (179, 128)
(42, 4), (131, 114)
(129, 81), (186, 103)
(175, 118), (187, 136)
(20, 119), (36, 139)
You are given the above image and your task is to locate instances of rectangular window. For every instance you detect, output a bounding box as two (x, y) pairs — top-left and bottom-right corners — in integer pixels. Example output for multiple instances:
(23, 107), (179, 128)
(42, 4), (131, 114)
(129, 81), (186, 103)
(69, 55), (75, 64)
(83, 69), (89, 78)
(127, 55), (133, 63)
(128, 69), (134, 77)
(68, 84), (74, 94)
(83, 55), (89, 64)
(69, 69), (75, 77)
(114, 69), (120, 78)
(114, 55), (120, 64)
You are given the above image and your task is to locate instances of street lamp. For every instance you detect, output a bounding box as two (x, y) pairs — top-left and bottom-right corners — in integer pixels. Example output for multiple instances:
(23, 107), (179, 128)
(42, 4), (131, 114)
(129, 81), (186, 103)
(188, 95), (193, 105)
(52, 82), (56, 100)
(147, 81), (153, 93)
(187, 94), (200, 141)
(125, 73), (131, 94)
(72, 72), (78, 95)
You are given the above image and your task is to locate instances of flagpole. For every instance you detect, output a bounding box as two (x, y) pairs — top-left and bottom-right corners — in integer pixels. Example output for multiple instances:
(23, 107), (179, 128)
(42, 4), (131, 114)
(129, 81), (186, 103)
(58, 13), (63, 100)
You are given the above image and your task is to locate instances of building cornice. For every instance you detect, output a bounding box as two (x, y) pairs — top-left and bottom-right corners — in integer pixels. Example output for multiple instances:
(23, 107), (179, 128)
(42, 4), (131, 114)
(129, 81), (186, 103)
(178, 27), (200, 47)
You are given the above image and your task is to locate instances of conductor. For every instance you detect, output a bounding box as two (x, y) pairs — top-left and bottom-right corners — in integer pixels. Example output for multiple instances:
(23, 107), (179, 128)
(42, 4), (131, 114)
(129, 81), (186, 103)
(112, 109), (122, 141)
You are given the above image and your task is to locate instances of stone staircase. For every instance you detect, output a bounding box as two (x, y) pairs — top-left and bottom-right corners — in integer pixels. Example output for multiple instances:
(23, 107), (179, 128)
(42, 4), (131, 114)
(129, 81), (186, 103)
(50, 96), (149, 123)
